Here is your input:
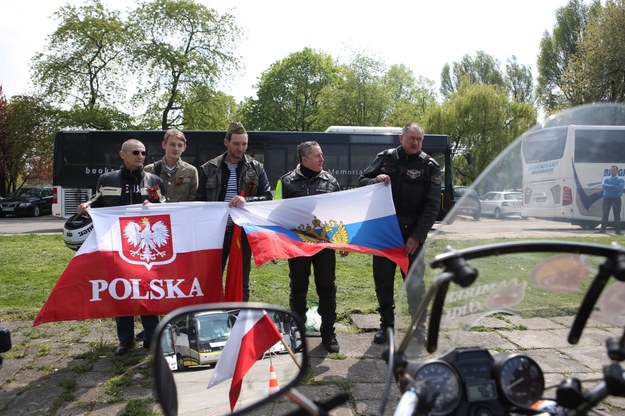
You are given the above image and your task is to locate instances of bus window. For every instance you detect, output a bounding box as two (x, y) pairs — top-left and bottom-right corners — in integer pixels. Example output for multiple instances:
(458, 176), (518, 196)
(521, 127), (568, 164)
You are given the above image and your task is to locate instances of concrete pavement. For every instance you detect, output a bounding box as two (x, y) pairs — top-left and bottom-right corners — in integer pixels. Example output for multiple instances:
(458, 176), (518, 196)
(286, 313), (625, 415)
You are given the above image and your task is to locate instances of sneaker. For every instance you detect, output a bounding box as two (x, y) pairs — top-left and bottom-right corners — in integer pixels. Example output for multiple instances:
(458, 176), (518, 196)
(322, 334), (340, 353)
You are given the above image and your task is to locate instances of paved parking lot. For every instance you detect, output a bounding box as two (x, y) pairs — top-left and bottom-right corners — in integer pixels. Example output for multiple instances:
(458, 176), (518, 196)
(1, 215), (612, 239)
(0, 215), (65, 234)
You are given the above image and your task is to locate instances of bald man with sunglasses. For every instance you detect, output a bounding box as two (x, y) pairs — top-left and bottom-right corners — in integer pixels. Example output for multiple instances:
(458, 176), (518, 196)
(77, 138), (166, 356)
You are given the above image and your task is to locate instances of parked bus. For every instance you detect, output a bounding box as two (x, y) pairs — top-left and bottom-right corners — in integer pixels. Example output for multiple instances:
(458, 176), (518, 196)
(51, 127), (454, 219)
(170, 310), (234, 370)
(521, 125), (625, 229)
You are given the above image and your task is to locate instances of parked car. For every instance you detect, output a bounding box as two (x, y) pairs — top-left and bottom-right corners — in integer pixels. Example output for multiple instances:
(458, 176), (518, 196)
(452, 186), (481, 221)
(0, 187), (53, 217)
(479, 191), (525, 219)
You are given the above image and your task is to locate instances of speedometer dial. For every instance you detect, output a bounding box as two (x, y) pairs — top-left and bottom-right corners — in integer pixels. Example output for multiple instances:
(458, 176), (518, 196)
(413, 361), (461, 415)
(494, 354), (544, 408)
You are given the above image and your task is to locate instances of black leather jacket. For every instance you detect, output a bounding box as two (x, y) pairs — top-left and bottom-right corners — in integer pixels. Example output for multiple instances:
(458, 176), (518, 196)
(358, 147), (441, 242)
(277, 165), (341, 199)
(91, 166), (165, 208)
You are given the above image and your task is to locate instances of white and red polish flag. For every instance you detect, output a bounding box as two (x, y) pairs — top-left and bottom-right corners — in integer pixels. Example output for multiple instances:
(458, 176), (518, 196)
(34, 202), (230, 325)
(207, 309), (283, 411)
(230, 183), (408, 273)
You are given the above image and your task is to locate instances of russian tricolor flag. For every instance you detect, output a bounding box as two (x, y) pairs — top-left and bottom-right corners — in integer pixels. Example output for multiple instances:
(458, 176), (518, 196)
(230, 183), (408, 273)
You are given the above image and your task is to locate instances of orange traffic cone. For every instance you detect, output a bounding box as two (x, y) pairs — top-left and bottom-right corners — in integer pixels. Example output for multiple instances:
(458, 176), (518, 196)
(269, 364), (280, 395)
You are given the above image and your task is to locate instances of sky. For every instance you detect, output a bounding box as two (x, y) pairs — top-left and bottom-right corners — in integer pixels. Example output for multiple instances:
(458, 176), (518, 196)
(1, 0), (572, 103)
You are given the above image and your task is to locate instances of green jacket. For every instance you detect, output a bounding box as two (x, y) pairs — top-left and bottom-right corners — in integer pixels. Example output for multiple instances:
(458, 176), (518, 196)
(144, 158), (198, 202)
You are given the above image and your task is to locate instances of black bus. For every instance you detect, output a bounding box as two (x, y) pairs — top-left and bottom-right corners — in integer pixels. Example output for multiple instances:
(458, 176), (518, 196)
(52, 127), (454, 219)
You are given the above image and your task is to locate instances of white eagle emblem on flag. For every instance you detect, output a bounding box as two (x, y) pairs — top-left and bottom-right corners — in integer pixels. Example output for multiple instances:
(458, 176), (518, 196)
(124, 217), (170, 261)
(118, 215), (175, 269)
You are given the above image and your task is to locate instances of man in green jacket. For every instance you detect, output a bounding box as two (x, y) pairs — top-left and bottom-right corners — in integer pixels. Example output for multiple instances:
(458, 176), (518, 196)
(145, 128), (198, 202)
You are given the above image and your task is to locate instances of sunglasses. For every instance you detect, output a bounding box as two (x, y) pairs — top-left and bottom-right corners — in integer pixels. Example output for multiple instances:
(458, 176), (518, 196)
(131, 150), (147, 156)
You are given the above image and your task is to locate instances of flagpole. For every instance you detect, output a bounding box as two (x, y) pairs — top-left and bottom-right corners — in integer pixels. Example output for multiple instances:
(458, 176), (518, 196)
(278, 337), (302, 369)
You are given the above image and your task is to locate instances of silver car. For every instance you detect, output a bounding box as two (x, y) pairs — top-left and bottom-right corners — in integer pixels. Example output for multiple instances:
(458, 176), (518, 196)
(479, 191), (525, 219)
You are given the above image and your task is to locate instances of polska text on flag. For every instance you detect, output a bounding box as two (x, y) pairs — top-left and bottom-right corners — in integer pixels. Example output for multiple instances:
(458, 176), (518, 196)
(34, 202), (229, 325)
(229, 183), (408, 273)
(207, 309), (283, 411)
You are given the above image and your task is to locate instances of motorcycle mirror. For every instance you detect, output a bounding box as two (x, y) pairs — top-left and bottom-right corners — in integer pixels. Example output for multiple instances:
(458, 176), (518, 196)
(152, 302), (308, 416)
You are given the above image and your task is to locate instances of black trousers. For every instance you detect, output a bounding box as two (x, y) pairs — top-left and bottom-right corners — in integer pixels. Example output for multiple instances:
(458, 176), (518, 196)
(222, 228), (252, 301)
(601, 197), (622, 233)
(288, 249), (337, 336)
(372, 245), (425, 327)
(116, 315), (159, 346)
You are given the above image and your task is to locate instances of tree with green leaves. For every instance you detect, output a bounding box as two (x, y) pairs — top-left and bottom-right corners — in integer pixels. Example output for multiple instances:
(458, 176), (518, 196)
(382, 65), (437, 127)
(128, 0), (240, 129)
(241, 48), (338, 131)
(536, 0), (591, 113)
(316, 53), (390, 127)
(505, 56), (535, 104)
(564, 0), (625, 104)
(181, 86), (237, 130)
(0, 89), (58, 194)
(424, 82), (536, 187)
(440, 51), (507, 98)
(0, 87), (10, 195)
(31, 0), (131, 129)
(439, 51), (535, 105)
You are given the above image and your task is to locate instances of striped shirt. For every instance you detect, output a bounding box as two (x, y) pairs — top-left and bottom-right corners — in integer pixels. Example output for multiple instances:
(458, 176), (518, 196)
(225, 161), (238, 226)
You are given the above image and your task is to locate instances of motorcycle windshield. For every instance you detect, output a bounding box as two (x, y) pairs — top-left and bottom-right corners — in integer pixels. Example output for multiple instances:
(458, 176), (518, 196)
(396, 103), (625, 361)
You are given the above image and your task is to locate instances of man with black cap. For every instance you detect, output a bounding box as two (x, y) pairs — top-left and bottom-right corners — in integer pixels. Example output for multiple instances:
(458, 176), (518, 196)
(196, 122), (272, 300)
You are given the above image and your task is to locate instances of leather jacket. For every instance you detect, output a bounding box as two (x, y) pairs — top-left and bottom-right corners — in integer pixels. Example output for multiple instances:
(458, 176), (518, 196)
(196, 153), (272, 202)
(91, 166), (165, 208)
(358, 146), (441, 242)
(277, 165), (341, 199)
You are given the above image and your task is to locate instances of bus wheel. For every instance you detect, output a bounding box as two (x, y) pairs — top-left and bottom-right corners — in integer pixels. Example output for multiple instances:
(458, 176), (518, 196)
(176, 354), (185, 371)
(581, 222), (599, 230)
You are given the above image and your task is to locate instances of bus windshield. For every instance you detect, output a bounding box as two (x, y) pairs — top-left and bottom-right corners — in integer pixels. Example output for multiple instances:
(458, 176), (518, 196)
(521, 127), (568, 164)
(196, 312), (231, 343)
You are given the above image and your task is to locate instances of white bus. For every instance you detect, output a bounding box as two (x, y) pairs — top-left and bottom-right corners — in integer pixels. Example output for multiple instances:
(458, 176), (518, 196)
(521, 125), (625, 229)
(170, 310), (234, 370)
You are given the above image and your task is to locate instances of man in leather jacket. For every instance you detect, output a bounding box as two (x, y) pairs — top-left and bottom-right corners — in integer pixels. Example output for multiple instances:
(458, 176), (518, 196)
(77, 139), (165, 356)
(196, 122), (272, 301)
(358, 123), (441, 344)
(275, 141), (346, 353)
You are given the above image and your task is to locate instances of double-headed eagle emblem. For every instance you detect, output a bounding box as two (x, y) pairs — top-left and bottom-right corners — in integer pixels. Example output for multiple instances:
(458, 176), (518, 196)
(123, 217), (170, 262)
(294, 216), (349, 244)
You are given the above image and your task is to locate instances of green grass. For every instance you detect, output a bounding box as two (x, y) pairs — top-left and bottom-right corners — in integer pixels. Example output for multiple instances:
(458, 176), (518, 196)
(0, 233), (615, 322)
(0, 234), (403, 322)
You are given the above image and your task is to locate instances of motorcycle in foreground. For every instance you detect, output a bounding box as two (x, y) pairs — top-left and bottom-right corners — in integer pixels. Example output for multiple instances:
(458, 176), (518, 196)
(151, 103), (625, 415)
